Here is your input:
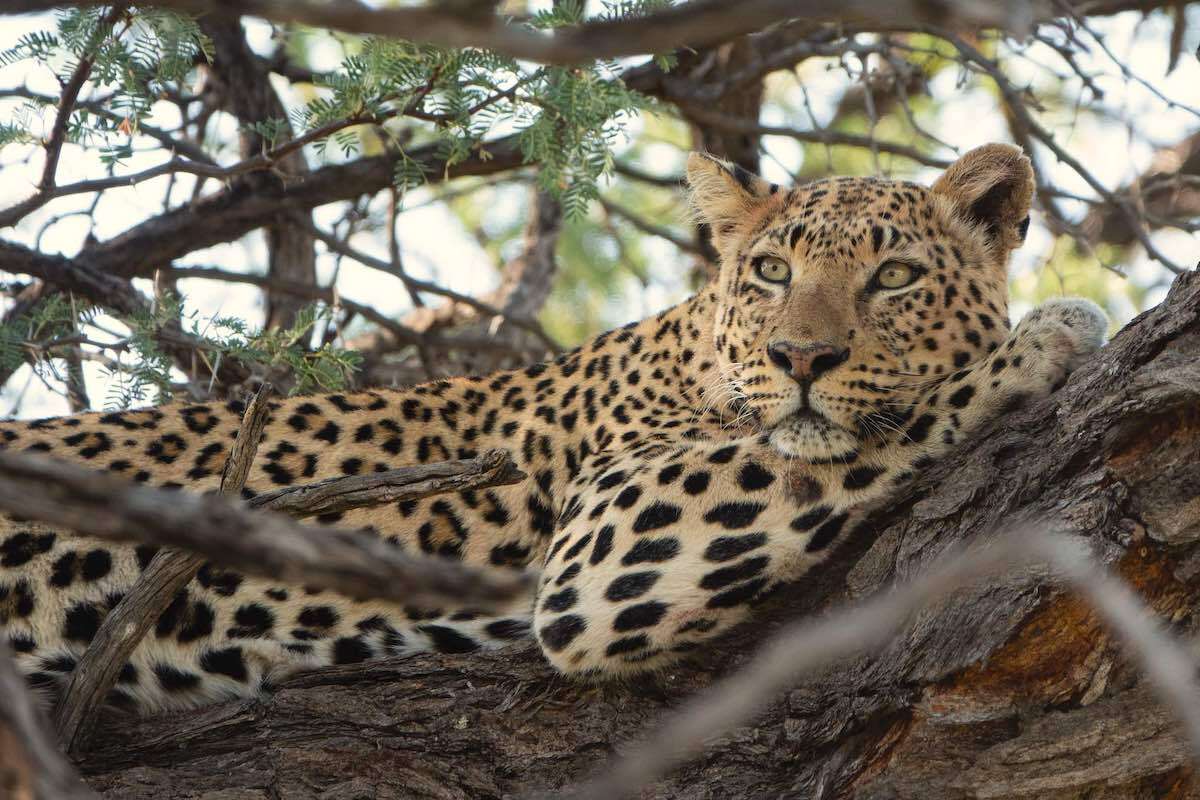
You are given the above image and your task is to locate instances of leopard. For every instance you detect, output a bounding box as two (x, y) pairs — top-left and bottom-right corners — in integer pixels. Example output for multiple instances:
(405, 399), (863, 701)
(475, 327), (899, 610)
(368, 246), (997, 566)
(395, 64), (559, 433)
(0, 143), (1108, 713)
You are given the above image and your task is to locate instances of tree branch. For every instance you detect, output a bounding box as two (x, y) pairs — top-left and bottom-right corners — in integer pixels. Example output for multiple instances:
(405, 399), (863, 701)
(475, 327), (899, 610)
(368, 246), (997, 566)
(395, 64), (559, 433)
(0, 239), (254, 387)
(2, 0), (1175, 65)
(198, 16), (318, 331)
(599, 195), (702, 255)
(4, 0), (1176, 65)
(0, 639), (97, 800)
(562, 528), (1200, 799)
(1081, 131), (1200, 246)
(294, 222), (559, 350)
(937, 29), (1189, 274)
(0, 87), (217, 165)
(354, 186), (563, 384)
(54, 384), (275, 756)
(72, 266), (1200, 800)
(77, 135), (526, 280)
(681, 106), (954, 168)
(37, 4), (128, 192)
(0, 448), (531, 610)
(162, 265), (537, 358)
(0, 113), (394, 230)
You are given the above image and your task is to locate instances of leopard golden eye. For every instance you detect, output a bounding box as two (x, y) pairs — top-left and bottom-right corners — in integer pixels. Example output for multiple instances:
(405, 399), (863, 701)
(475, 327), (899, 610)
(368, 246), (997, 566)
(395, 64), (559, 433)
(874, 261), (918, 290)
(755, 258), (791, 284)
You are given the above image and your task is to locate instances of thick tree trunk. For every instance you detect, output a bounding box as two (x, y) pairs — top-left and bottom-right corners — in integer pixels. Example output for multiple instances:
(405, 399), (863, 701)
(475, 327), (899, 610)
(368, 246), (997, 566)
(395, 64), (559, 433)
(77, 269), (1200, 799)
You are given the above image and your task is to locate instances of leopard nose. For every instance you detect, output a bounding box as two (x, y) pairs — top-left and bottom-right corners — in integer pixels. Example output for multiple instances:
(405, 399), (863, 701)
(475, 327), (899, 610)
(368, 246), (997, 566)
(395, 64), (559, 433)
(766, 341), (849, 382)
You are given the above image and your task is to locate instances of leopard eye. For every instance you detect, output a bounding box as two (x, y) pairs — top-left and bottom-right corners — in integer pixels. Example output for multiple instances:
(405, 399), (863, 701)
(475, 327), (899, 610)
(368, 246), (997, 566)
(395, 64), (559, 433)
(874, 261), (918, 290)
(755, 258), (791, 284)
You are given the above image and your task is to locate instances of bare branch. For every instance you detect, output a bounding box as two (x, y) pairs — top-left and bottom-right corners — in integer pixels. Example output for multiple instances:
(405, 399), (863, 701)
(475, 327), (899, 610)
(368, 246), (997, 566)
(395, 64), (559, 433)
(938, 29), (1189, 274)
(199, 16), (317, 331)
(1081, 131), (1200, 245)
(0, 87), (217, 165)
(0, 640), (97, 800)
(79, 135), (527, 281)
(1, 0), (1052, 65)
(296, 222), (559, 350)
(37, 5), (128, 193)
(54, 385), (275, 755)
(613, 161), (683, 188)
(680, 106), (954, 168)
(0, 448), (532, 610)
(0, 113), (390, 230)
(161, 265), (535, 358)
(599, 196), (702, 255)
(354, 187), (564, 383)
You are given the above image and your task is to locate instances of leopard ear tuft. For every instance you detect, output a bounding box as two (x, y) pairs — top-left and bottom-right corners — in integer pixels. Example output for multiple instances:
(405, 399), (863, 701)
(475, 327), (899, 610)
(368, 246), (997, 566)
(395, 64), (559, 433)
(686, 153), (776, 243)
(932, 143), (1034, 254)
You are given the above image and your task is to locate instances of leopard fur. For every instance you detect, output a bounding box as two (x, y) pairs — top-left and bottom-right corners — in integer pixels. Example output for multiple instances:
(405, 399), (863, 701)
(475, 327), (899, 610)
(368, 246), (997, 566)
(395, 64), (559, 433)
(0, 143), (1107, 712)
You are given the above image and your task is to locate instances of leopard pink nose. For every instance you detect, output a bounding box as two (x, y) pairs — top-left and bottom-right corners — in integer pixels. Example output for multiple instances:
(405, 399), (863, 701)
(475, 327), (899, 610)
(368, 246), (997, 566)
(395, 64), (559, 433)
(766, 341), (849, 382)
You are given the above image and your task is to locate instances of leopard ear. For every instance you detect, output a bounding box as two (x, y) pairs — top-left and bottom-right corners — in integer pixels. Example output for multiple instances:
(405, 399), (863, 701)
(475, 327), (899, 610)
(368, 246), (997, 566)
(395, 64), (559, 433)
(686, 152), (776, 243)
(932, 143), (1034, 253)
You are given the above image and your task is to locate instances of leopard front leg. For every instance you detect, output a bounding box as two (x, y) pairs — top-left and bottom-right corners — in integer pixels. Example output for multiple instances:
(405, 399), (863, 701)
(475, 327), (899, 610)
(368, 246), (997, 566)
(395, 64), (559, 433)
(533, 299), (1106, 678)
(534, 439), (864, 676)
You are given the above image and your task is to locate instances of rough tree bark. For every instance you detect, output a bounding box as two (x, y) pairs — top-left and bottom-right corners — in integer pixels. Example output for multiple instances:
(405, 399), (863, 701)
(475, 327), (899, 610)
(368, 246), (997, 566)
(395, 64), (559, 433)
(71, 268), (1200, 799)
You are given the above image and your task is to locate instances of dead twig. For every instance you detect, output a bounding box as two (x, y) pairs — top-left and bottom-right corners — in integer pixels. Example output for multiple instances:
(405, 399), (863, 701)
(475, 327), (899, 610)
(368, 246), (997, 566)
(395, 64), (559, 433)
(54, 384), (275, 755)
(0, 638), (98, 800)
(248, 450), (524, 518)
(0, 447), (531, 610)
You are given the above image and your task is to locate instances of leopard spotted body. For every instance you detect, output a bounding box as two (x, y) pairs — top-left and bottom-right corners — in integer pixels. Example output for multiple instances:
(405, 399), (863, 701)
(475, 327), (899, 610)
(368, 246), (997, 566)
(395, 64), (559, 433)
(0, 144), (1106, 712)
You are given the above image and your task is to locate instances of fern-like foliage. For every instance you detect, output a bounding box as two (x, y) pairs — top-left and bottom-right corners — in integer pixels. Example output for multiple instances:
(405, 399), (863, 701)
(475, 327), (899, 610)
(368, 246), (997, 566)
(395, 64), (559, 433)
(0, 3), (671, 217)
(0, 294), (360, 410)
(0, 3), (678, 411)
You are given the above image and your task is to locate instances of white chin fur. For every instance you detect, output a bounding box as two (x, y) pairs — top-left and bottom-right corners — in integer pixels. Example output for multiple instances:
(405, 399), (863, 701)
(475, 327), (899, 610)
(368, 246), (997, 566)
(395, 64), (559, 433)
(769, 415), (859, 461)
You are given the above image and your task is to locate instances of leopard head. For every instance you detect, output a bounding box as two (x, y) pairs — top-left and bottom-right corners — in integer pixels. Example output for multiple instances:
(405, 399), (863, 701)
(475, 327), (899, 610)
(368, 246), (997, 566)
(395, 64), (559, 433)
(687, 143), (1034, 461)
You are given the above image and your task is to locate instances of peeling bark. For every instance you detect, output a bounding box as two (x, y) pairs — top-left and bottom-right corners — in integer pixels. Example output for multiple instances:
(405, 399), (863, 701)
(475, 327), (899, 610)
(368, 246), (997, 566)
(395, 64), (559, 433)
(76, 269), (1200, 799)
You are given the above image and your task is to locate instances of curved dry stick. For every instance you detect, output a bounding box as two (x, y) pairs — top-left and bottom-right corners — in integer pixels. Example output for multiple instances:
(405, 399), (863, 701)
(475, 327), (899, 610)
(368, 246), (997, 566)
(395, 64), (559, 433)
(0, 638), (98, 799)
(55, 384), (275, 754)
(247, 449), (527, 517)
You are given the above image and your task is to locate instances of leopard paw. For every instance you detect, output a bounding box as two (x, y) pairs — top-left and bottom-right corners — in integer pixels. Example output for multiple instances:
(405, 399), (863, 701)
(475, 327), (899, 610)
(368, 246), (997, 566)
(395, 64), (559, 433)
(1011, 298), (1108, 389)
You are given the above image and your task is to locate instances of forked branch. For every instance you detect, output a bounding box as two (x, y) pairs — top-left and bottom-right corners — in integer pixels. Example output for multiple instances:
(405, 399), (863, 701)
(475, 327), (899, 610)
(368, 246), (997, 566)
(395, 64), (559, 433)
(53, 384), (275, 755)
